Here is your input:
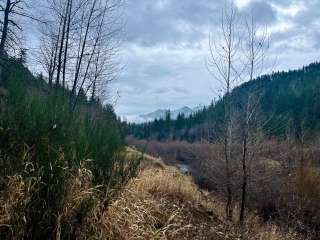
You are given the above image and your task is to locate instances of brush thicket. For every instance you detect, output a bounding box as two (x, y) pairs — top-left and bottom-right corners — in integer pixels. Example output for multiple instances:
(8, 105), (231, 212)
(0, 59), (140, 239)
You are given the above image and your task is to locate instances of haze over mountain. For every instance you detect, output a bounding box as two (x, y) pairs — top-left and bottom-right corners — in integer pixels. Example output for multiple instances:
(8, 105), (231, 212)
(128, 106), (204, 123)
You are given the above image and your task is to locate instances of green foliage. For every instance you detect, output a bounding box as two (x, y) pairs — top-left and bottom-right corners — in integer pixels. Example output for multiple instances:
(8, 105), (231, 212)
(0, 59), (140, 239)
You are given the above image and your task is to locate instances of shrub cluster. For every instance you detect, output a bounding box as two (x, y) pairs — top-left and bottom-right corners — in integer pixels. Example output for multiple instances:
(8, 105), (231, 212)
(0, 60), (139, 239)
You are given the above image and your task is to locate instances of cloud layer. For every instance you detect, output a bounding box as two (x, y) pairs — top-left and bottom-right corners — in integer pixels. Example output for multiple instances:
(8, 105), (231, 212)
(114, 0), (320, 121)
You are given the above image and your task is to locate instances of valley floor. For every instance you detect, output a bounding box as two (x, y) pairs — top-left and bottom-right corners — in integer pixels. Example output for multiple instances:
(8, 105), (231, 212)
(103, 149), (302, 240)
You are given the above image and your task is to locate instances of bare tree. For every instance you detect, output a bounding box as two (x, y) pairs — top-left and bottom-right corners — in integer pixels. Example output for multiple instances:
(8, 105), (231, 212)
(38, 17), (62, 87)
(1, 0), (24, 56)
(38, 0), (75, 88)
(238, 15), (270, 225)
(38, 0), (123, 107)
(207, 1), (241, 221)
(0, 0), (35, 85)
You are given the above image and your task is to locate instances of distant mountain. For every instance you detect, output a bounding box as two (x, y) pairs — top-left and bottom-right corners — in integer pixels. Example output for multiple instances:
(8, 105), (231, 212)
(192, 105), (205, 113)
(139, 109), (167, 121)
(172, 106), (194, 118)
(127, 62), (320, 141)
(139, 106), (195, 122)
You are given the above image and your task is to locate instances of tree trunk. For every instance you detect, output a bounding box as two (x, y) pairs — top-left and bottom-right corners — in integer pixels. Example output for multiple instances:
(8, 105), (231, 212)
(71, 0), (97, 97)
(0, 0), (10, 55)
(0, 0), (11, 86)
(225, 132), (233, 220)
(55, 0), (70, 88)
(49, 20), (63, 88)
(239, 132), (248, 225)
(224, 104), (233, 220)
(62, 0), (73, 90)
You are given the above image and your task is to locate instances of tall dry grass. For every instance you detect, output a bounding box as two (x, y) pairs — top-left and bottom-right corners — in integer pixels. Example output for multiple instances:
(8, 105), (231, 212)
(101, 156), (304, 240)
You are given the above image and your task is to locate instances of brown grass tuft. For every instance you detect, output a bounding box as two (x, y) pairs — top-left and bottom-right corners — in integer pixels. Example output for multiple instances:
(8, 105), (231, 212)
(102, 167), (228, 240)
(101, 163), (305, 240)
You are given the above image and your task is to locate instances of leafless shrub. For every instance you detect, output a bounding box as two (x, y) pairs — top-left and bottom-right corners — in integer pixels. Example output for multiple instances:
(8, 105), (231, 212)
(128, 137), (320, 237)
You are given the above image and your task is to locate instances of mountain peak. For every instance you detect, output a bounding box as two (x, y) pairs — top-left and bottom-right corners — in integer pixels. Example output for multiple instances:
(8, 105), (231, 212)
(139, 106), (195, 122)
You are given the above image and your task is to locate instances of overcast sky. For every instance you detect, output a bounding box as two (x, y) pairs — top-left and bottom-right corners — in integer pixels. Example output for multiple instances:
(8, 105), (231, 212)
(111, 0), (320, 121)
(22, 0), (318, 121)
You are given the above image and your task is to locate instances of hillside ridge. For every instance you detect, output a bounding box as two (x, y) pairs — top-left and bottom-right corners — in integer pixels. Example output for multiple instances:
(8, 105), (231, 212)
(127, 61), (320, 141)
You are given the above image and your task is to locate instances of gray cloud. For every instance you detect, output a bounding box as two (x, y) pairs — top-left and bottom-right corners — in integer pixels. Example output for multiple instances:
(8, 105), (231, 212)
(112, 0), (320, 120)
(173, 87), (189, 95)
(241, 1), (277, 24)
(124, 0), (223, 46)
(153, 87), (170, 94)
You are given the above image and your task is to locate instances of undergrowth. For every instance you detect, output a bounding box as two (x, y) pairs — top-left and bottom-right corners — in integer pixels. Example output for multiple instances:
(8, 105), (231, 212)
(0, 59), (140, 239)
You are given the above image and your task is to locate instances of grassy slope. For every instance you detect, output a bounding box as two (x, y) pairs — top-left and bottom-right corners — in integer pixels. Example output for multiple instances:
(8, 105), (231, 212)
(103, 149), (302, 240)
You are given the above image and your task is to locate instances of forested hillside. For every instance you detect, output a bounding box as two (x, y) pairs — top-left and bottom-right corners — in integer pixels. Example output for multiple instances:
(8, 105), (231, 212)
(0, 58), (140, 239)
(127, 62), (320, 142)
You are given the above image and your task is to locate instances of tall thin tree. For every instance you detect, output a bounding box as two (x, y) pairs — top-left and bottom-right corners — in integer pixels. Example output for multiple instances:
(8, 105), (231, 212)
(239, 15), (270, 225)
(207, 1), (241, 220)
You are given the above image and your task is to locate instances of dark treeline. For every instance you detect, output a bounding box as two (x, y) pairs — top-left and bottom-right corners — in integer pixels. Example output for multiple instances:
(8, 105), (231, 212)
(125, 62), (320, 142)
